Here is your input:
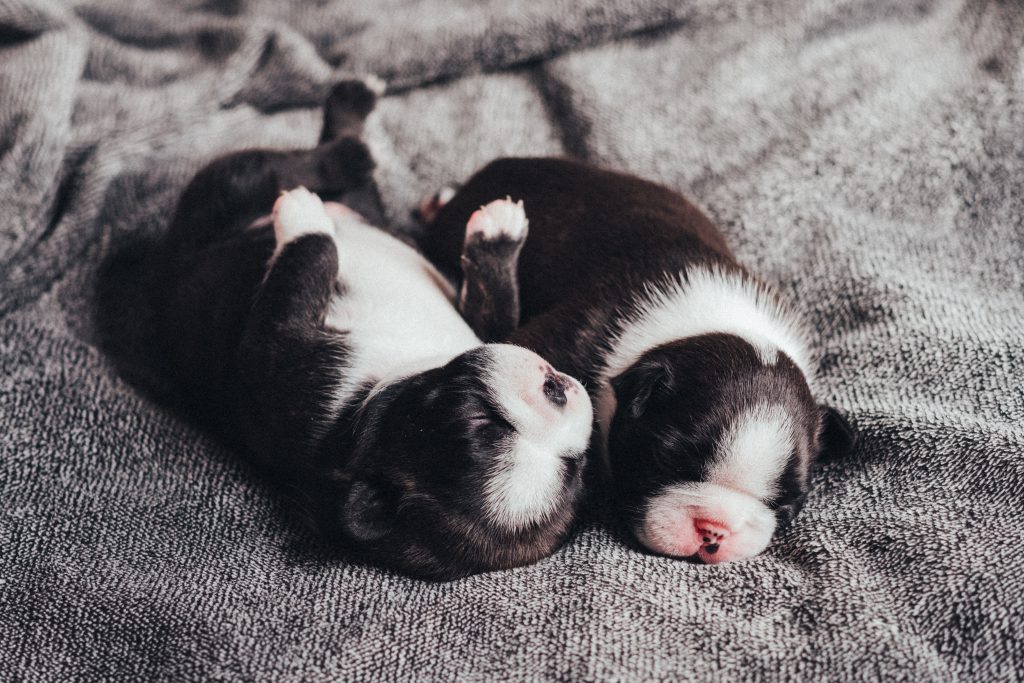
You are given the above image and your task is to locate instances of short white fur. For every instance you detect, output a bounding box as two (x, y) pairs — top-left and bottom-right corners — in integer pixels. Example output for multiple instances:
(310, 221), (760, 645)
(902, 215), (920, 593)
(270, 186), (334, 261)
(323, 206), (481, 392)
(638, 482), (777, 563)
(482, 350), (592, 530)
(272, 190), (480, 417)
(710, 404), (793, 501)
(459, 198), (529, 312)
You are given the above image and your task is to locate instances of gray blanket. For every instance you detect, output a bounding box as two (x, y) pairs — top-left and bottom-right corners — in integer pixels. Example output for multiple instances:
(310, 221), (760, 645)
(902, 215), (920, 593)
(2, 0), (1022, 679)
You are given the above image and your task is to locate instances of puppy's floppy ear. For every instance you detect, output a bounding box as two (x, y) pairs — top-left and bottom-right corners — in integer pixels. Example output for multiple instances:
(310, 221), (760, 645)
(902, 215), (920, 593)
(610, 358), (676, 419)
(774, 488), (809, 529)
(817, 406), (857, 462)
(341, 478), (399, 542)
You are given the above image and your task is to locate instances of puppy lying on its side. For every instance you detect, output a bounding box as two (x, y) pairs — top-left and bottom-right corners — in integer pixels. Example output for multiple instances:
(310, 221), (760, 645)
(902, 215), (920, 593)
(421, 158), (856, 565)
(152, 85), (592, 580)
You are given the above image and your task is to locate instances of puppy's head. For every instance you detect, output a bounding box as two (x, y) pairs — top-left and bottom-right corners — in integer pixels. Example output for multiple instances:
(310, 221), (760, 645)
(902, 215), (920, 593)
(607, 334), (855, 564)
(332, 344), (593, 580)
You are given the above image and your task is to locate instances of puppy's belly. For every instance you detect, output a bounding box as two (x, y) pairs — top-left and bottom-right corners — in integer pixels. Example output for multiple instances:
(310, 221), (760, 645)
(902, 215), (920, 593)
(326, 217), (479, 382)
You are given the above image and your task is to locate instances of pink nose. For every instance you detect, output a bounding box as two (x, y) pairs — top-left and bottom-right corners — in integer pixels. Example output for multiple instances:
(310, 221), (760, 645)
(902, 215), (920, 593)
(694, 519), (730, 555)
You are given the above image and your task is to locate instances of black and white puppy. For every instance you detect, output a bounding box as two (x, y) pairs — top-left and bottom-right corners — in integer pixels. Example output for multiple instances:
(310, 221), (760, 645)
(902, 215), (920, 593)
(421, 158), (856, 564)
(152, 87), (592, 580)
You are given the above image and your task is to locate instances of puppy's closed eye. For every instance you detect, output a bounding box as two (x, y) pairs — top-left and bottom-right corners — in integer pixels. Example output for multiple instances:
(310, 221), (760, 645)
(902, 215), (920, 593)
(468, 411), (516, 438)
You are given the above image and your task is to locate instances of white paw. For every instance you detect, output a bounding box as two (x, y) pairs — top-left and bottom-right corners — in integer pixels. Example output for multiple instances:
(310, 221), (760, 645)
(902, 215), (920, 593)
(272, 187), (334, 247)
(466, 197), (528, 243)
(417, 186), (456, 224)
(361, 74), (387, 96)
(437, 186), (456, 206)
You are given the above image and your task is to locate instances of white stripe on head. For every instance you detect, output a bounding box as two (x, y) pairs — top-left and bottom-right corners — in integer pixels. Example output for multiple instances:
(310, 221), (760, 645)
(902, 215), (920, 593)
(709, 404), (793, 501)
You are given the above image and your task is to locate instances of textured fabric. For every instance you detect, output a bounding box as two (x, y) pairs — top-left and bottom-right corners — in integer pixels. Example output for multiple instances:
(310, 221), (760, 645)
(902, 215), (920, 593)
(2, 0), (1023, 679)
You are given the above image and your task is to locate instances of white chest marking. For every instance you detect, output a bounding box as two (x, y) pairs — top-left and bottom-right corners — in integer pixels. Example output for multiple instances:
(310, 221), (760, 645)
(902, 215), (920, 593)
(478, 348), (593, 531)
(324, 217), (480, 407)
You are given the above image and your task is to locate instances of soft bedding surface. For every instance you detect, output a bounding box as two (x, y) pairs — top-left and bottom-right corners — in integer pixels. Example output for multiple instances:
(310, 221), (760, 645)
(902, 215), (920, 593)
(1, 0), (1022, 679)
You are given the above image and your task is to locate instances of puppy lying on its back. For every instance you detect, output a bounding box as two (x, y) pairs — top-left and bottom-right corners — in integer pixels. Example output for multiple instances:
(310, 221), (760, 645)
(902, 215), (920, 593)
(152, 86), (592, 580)
(421, 158), (855, 564)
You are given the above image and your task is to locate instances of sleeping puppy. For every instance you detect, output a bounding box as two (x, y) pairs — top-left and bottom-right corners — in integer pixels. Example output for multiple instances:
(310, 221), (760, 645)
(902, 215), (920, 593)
(152, 86), (592, 580)
(420, 158), (856, 564)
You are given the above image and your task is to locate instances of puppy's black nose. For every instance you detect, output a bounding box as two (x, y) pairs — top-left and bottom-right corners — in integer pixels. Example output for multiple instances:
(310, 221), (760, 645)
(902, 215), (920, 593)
(542, 373), (568, 407)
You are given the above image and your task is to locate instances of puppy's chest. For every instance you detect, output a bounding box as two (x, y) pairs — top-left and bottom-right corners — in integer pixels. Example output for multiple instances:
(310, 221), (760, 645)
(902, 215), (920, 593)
(325, 220), (478, 375)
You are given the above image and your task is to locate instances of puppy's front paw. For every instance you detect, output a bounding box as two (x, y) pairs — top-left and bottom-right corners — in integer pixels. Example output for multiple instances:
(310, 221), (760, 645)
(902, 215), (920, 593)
(319, 77), (384, 144)
(272, 187), (334, 248)
(466, 197), (529, 246)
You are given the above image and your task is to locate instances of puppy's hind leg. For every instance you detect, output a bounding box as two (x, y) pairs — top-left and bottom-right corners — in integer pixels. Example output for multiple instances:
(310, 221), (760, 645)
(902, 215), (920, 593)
(459, 198), (529, 343)
(163, 139), (374, 258)
(316, 77), (386, 223)
(319, 76), (385, 143)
